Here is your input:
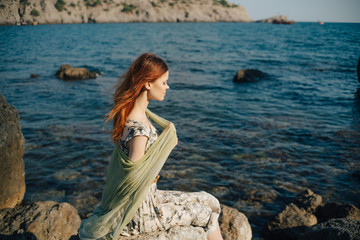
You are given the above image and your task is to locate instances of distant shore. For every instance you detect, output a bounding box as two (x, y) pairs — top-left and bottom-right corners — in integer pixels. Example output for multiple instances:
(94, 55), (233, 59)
(0, 0), (252, 25)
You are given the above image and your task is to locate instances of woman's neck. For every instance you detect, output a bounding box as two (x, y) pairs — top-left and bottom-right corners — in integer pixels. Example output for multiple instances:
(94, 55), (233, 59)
(130, 91), (149, 120)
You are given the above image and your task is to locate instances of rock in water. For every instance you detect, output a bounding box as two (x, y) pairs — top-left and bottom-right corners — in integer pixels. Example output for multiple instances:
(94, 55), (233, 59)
(262, 189), (322, 240)
(0, 201), (81, 240)
(0, 94), (25, 210)
(219, 204), (252, 240)
(298, 218), (360, 240)
(233, 69), (268, 83)
(30, 74), (40, 78)
(56, 64), (97, 80)
(316, 202), (360, 223)
(265, 203), (318, 231)
(256, 15), (295, 24)
(294, 189), (322, 213)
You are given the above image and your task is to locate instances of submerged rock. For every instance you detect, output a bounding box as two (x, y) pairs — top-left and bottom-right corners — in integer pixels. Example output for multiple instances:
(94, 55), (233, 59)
(233, 69), (268, 83)
(30, 74), (40, 78)
(0, 201), (81, 240)
(0, 94), (25, 210)
(56, 64), (98, 80)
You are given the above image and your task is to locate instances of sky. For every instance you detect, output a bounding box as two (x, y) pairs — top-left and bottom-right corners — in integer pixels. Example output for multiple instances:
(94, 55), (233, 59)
(230, 0), (360, 23)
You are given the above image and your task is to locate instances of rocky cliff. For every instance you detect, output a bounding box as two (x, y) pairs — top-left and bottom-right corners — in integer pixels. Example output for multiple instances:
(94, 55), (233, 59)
(0, 0), (252, 25)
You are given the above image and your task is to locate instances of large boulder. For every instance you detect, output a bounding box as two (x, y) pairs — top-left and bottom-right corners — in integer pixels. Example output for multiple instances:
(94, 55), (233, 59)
(299, 218), (360, 240)
(56, 64), (98, 80)
(219, 204), (252, 240)
(233, 69), (268, 83)
(0, 201), (81, 240)
(0, 94), (25, 210)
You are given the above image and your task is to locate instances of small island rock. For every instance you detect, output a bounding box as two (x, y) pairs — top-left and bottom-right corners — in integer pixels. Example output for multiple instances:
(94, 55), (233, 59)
(0, 94), (25, 210)
(233, 69), (268, 83)
(56, 64), (97, 80)
(256, 15), (295, 24)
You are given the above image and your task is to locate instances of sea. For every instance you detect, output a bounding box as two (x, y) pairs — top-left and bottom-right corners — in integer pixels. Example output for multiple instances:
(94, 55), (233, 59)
(1, 22), (359, 238)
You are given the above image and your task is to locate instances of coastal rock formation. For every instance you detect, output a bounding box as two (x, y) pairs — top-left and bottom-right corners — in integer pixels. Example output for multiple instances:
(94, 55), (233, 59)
(263, 203), (318, 240)
(316, 202), (360, 223)
(233, 69), (268, 83)
(219, 204), (252, 240)
(0, 0), (252, 25)
(0, 201), (81, 240)
(262, 189), (360, 240)
(298, 218), (360, 240)
(56, 64), (98, 80)
(0, 94), (25, 210)
(256, 15), (295, 24)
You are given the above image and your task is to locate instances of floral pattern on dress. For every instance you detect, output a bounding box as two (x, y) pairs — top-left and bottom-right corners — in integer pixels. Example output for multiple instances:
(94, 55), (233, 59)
(117, 119), (221, 237)
(121, 182), (221, 237)
(119, 118), (158, 156)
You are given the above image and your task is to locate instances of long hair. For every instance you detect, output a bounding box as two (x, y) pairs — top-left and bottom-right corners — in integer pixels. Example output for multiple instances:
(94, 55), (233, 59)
(105, 53), (169, 142)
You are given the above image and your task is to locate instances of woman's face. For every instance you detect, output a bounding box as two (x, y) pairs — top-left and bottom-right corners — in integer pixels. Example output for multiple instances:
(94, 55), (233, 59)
(147, 71), (169, 101)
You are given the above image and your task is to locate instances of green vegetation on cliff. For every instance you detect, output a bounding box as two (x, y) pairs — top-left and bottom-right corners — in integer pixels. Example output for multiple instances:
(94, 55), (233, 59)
(30, 9), (40, 16)
(121, 3), (136, 13)
(55, 0), (66, 11)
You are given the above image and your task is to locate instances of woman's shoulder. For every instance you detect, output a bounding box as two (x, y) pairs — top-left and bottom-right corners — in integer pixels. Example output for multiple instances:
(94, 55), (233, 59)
(124, 119), (150, 137)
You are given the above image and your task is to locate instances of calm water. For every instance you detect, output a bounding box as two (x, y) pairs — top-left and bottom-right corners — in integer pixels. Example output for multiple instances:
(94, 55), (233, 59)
(1, 22), (360, 238)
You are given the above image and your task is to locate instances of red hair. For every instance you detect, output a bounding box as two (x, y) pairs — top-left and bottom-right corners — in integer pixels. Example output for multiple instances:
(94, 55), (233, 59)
(105, 53), (169, 142)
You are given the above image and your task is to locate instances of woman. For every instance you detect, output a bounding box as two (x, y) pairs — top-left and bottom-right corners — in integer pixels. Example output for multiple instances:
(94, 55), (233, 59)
(78, 53), (223, 240)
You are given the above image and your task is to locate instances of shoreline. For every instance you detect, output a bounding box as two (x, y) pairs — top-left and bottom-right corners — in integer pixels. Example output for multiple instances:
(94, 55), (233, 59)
(2, 20), (359, 27)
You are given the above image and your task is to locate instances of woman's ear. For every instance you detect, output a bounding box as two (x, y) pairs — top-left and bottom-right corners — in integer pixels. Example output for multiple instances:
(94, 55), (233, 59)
(144, 81), (152, 90)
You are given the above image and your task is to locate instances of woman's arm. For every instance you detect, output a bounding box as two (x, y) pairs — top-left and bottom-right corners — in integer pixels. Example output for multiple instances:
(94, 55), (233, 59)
(126, 136), (148, 162)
